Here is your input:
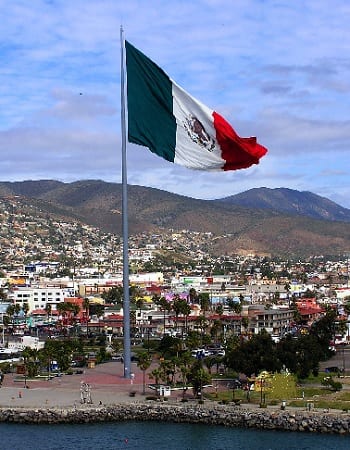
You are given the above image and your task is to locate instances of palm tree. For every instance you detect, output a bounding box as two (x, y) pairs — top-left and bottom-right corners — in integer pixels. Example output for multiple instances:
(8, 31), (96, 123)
(137, 351), (152, 394)
(149, 367), (162, 398)
(173, 297), (191, 335)
(56, 302), (70, 334)
(0, 287), (7, 301)
(22, 303), (29, 331)
(182, 302), (191, 336)
(188, 360), (211, 399)
(40, 340), (55, 380)
(44, 303), (52, 336)
(135, 297), (144, 331)
(172, 295), (182, 331)
(188, 288), (198, 304)
(6, 304), (15, 329)
(178, 352), (191, 399)
(45, 303), (52, 321)
(69, 303), (80, 325)
(22, 347), (40, 387)
(154, 296), (171, 336)
(83, 297), (90, 337)
(210, 319), (222, 342)
(241, 317), (249, 335)
(198, 293), (211, 316)
(13, 303), (21, 328)
(203, 355), (216, 374)
(226, 297), (242, 315)
(196, 315), (209, 346)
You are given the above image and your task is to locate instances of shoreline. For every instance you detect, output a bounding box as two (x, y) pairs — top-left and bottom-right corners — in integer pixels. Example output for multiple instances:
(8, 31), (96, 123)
(1, 361), (350, 434)
(1, 402), (350, 435)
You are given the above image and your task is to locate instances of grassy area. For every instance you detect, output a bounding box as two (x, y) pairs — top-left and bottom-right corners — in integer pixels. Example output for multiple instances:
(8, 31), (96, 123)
(204, 376), (350, 412)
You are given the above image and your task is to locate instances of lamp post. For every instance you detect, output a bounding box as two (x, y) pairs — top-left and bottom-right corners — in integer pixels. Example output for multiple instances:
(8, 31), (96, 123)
(147, 315), (152, 355)
(24, 359), (28, 389)
(259, 373), (267, 407)
(260, 378), (264, 406)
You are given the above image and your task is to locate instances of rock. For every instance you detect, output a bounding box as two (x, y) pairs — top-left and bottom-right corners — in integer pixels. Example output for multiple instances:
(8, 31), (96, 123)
(0, 404), (349, 434)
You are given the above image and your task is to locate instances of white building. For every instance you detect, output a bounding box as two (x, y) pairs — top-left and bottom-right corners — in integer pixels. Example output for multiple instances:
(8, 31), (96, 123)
(8, 286), (75, 313)
(8, 336), (44, 351)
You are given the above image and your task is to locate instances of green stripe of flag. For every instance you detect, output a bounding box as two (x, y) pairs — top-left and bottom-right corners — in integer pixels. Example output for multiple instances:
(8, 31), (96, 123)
(126, 41), (177, 163)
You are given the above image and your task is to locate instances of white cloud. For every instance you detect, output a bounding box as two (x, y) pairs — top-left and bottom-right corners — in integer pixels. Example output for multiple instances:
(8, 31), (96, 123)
(0, 0), (349, 208)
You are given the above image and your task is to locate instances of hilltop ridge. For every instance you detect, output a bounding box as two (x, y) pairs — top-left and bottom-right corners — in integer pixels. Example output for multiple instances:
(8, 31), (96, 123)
(1, 180), (350, 258)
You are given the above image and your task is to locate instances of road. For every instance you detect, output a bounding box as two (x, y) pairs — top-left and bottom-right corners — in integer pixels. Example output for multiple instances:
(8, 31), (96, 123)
(319, 345), (350, 374)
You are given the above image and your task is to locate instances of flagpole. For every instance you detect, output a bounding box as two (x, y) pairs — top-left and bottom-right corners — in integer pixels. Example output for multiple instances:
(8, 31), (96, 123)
(120, 26), (131, 379)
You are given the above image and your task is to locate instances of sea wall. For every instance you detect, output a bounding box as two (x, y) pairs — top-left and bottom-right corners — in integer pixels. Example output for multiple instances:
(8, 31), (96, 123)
(0, 403), (349, 434)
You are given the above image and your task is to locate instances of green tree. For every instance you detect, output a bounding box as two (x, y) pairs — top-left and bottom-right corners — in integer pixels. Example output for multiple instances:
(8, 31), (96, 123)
(22, 347), (40, 379)
(226, 297), (242, 315)
(0, 288), (7, 301)
(310, 307), (337, 359)
(22, 303), (29, 328)
(89, 303), (105, 319)
(225, 330), (280, 376)
(158, 335), (182, 358)
(188, 288), (198, 303)
(322, 376), (342, 392)
(110, 338), (122, 355)
(269, 372), (297, 401)
(198, 293), (211, 316)
(82, 297), (90, 337)
(41, 338), (81, 372)
(154, 296), (171, 336)
(45, 303), (52, 321)
(185, 330), (201, 351)
(101, 286), (123, 305)
(137, 351), (152, 394)
(241, 317), (249, 334)
(277, 333), (321, 379)
(6, 304), (15, 327)
(188, 360), (211, 398)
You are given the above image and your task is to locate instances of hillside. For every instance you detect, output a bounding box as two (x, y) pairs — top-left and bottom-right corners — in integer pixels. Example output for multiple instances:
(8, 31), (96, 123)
(218, 187), (350, 222)
(1, 180), (350, 258)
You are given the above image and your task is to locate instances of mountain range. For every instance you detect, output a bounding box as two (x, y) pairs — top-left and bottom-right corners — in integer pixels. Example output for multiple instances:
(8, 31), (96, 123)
(1, 180), (350, 258)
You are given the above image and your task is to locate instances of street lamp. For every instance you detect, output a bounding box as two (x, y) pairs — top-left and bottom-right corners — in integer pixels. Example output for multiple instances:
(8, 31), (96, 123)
(260, 378), (264, 406)
(23, 358), (28, 389)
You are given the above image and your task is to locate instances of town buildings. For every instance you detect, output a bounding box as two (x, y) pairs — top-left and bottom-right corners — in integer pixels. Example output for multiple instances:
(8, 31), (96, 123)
(1, 195), (349, 343)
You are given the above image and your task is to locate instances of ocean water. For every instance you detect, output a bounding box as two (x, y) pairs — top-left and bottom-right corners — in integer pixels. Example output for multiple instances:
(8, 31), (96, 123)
(0, 422), (349, 450)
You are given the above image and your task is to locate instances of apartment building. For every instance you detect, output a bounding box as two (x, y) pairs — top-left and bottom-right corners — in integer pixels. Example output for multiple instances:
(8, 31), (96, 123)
(247, 305), (294, 337)
(8, 286), (75, 313)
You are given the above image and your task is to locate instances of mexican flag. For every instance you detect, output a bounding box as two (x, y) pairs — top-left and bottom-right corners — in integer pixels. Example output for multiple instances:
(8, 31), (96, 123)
(125, 41), (268, 171)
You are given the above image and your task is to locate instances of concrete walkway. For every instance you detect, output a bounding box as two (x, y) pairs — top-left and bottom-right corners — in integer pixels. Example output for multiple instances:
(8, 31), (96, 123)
(0, 360), (149, 408)
(1, 361), (342, 415)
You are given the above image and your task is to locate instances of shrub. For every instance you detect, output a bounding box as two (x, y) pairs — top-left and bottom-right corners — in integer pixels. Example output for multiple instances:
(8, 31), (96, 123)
(322, 376), (343, 392)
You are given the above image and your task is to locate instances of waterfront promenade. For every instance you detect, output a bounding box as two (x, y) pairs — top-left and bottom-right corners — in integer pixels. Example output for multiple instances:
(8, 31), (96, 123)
(0, 360), (147, 408)
(1, 361), (350, 434)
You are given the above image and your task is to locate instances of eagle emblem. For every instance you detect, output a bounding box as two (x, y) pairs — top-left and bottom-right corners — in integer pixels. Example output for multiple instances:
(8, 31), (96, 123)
(183, 115), (216, 152)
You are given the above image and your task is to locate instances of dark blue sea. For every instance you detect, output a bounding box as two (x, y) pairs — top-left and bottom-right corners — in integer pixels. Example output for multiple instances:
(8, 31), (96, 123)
(0, 421), (349, 450)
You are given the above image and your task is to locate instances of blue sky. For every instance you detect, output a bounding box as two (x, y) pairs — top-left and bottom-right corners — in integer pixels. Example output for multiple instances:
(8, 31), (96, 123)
(1, 0), (350, 208)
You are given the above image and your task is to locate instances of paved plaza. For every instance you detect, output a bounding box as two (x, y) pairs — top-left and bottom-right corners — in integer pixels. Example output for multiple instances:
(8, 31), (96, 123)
(0, 360), (149, 408)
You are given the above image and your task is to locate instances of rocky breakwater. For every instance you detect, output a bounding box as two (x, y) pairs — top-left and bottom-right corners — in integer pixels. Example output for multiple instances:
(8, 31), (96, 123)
(0, 403), (349, 434)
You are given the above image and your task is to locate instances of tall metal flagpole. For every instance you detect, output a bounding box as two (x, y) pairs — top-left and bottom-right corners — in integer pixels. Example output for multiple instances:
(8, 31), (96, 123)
(120, 26), (131, 378)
